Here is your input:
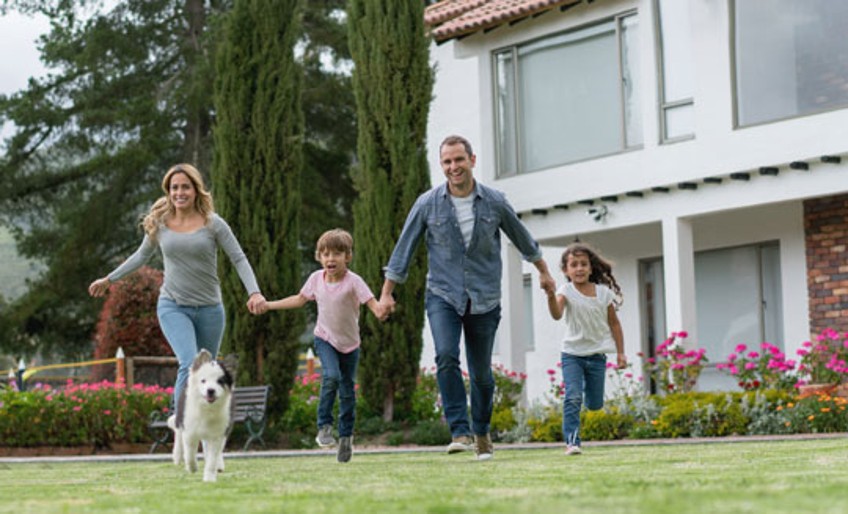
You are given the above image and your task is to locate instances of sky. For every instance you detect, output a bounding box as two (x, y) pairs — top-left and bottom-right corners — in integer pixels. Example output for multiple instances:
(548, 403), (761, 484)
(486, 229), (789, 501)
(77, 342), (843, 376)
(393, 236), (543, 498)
(0, 11), (50, 139)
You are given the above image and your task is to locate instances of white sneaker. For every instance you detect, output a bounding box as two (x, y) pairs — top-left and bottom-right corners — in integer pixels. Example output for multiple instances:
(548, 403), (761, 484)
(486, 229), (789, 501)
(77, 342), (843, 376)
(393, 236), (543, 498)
(565, 445), (583, 456)
(446, 435), (474, 454)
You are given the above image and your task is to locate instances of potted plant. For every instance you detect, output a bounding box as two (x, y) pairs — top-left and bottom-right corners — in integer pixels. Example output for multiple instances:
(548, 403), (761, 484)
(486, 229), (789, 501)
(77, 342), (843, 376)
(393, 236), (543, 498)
(795, 328), (848, 398)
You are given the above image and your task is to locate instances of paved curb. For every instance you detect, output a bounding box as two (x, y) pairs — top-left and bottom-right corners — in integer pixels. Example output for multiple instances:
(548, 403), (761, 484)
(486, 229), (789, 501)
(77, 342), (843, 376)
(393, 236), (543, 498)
(1, 432), (845, 464)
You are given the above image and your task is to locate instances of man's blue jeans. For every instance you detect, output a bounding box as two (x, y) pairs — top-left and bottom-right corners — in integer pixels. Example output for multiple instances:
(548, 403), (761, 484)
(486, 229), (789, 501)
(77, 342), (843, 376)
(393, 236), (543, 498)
(156, 297), (226, 414)
(313, 337), (360, 438)
(426, 293), (501, 437)
(561, 352), (607, 447)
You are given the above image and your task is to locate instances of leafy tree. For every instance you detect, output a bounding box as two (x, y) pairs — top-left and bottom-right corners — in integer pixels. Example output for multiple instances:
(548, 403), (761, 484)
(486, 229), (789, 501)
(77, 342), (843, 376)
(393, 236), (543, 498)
(348, 0), (433, 420)
(212, 0), (304, 417)
(0, 0), (222, 360)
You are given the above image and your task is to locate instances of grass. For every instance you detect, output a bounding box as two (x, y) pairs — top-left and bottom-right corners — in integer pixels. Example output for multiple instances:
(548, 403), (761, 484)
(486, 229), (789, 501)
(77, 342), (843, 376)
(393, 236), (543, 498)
(2, 439), (848, 513)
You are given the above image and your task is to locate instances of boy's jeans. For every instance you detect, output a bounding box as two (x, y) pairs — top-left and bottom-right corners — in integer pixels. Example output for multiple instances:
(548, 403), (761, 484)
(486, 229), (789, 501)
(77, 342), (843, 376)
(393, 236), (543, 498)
(561, 352), (607, 447)
(314, 337), (360, 438)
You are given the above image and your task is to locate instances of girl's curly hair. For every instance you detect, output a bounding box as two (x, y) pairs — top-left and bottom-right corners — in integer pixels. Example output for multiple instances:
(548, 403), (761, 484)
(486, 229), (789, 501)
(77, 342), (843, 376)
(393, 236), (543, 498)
(560, 242), (623, 307)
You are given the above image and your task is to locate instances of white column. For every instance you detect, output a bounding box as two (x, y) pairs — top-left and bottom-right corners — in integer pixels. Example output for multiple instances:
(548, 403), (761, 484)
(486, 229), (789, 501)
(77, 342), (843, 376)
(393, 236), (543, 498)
(661, 216), (697, 343)
(499, 243), (526, 375)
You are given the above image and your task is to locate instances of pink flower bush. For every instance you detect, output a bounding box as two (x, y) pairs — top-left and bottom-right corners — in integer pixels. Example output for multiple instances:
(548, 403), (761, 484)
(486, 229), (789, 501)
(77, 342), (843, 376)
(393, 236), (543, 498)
(715, 341), (796, 391)
(645, 331), (708, 394)
(796, 328), (848, 386)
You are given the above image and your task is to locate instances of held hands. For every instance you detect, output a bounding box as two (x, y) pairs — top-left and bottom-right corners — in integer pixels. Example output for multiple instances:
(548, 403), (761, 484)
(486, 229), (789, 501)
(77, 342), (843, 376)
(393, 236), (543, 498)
(539, 270), (556, 297)
(246, 293), (268, 315)
(377, 292), (396, 322)
(88, 277), (111, 297)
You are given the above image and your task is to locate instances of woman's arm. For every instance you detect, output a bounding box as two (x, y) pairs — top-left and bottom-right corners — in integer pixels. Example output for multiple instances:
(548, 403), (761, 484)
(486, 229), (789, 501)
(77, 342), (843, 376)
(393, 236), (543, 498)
(89, 235), (157, 297)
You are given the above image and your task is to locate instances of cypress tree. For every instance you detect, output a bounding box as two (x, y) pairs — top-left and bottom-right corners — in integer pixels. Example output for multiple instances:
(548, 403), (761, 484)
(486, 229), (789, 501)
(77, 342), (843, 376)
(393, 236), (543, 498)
(348, 0), (433, 420)
(212, 0), (304, 417)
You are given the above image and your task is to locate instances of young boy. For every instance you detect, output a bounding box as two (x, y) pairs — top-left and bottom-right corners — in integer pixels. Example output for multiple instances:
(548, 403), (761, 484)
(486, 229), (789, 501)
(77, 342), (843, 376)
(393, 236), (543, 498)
(263, 229), (384, 462)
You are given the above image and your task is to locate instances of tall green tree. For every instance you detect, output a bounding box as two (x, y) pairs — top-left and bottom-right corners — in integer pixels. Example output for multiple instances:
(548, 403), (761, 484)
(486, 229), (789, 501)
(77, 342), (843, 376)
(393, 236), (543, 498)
(212, 0), (304, 417)
(0, 0), (221, 360)
(300, 0), (356, 263)
(347, 0), (433, 420)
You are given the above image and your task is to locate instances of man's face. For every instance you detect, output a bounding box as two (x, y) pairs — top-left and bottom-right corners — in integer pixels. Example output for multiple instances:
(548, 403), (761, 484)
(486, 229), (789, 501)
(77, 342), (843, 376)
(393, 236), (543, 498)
(440, 142), (476, 194)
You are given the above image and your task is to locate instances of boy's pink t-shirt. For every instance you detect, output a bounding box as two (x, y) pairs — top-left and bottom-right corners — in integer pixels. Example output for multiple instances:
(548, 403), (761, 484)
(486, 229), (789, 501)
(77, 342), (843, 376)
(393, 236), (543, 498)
(300, 269), (375, 353)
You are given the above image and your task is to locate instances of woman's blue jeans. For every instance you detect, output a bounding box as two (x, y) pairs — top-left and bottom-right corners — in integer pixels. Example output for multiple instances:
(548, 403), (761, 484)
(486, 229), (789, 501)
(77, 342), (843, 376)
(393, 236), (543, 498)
(156, 297), (225, 414)
(313, 337), (360, 438)
(425, 293), (501, 437)
(561, 352), (607, 447)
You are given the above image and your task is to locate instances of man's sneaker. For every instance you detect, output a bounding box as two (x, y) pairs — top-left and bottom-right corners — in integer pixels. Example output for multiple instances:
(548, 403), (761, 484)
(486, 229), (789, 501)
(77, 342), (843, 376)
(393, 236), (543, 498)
(565, 445), (583, 456)
(337, 436), (353, 463)
(446, 435), (474, 454)
(475, 433), (494, 461)
(316, 425), (336, 448)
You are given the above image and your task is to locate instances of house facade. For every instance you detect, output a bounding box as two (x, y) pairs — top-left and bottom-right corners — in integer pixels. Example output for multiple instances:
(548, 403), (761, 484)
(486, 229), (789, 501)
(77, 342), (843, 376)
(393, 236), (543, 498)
(420, 0), (848, 402)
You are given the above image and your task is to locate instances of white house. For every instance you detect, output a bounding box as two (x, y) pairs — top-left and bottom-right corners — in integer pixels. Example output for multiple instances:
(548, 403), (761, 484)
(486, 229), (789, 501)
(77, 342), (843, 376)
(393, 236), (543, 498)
(419, 0), (848, 403)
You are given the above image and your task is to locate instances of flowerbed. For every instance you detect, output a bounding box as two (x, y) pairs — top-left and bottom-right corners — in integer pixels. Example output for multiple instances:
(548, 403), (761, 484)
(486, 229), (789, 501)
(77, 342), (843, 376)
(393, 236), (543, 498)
(0, 380), (170, 448)
(5, 329), (848, 450)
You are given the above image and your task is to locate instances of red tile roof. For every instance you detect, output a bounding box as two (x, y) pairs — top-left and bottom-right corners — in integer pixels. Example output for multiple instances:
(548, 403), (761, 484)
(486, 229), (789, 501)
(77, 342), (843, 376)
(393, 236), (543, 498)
(425, 0), (585, 43)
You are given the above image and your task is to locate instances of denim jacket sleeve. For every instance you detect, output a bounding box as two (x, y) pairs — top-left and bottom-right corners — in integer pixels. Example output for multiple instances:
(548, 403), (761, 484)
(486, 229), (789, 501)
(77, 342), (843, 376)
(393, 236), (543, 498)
(385, 193), (429, 284)
(493, 192), (543, 263)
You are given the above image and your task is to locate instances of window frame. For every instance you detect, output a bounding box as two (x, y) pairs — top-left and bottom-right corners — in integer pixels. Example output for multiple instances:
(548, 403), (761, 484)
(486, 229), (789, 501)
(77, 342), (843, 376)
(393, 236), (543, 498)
(652, 0), (695, 144)
(491, 10), (641, 178)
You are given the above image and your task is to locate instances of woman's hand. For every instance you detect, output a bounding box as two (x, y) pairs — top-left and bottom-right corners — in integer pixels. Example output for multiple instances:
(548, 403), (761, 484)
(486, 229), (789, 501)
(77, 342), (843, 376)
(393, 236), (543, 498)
(88, 277), (111, 297)
(247, 293), (267, 315)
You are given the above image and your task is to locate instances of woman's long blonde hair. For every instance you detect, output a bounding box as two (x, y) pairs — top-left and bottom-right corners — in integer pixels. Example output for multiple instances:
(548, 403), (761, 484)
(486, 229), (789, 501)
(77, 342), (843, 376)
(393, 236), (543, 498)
(142, 164), (215, 240)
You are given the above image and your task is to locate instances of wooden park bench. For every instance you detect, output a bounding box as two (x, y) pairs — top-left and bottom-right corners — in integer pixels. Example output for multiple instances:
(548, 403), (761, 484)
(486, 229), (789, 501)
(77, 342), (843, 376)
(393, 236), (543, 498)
(148, 385), (272, 453)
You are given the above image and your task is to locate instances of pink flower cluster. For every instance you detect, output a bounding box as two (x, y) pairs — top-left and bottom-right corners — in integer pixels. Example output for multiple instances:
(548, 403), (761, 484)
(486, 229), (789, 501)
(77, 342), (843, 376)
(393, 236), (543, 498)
(715, 342), (796, 390)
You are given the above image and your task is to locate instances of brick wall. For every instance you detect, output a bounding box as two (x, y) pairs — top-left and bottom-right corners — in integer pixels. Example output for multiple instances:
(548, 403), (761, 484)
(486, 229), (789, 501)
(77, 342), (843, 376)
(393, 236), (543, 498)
(805, 193), (848, 335)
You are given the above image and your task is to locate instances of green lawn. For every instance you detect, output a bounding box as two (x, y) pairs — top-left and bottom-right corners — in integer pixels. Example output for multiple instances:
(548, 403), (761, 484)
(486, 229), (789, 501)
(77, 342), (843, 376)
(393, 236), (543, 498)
(2, 439), (847, 513)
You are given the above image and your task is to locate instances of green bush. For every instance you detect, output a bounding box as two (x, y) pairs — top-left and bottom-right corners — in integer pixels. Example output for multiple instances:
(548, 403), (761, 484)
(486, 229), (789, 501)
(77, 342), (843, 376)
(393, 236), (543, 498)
(409, 420), (451, 446)
(581, 408), (633, 441)
(0, 381), (170, 447)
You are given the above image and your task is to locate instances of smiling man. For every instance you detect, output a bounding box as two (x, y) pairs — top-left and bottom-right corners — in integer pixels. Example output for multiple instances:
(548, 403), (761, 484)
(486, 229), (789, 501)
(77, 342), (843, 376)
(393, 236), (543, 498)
(379, 134), (555, 461)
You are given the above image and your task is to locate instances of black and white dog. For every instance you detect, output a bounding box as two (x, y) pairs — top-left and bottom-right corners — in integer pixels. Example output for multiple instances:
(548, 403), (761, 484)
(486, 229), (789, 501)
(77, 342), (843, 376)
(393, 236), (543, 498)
(168, 349), (234, 482)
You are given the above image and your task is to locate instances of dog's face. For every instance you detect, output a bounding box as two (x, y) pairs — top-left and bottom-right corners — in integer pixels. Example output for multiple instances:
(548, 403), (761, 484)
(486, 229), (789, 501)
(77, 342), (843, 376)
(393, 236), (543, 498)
(189, 349), (233, 404)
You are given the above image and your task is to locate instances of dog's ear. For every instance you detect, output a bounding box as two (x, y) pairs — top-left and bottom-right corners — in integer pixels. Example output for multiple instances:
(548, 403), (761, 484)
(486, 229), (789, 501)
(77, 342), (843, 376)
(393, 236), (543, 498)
(218, 364), (234, 390)
(192, 349), (214, 372)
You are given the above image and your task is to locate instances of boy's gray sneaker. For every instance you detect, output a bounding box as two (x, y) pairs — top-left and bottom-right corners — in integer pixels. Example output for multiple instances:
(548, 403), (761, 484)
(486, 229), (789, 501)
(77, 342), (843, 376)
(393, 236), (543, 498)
(316, 425), (337, 448)
(446, 435), (474, 454)
(475, 433), (494, 461)
(337, 436), (353, 463)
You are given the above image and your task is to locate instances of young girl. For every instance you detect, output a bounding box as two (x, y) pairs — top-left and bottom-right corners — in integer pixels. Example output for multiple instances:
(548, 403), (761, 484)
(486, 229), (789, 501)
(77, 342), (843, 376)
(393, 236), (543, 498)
(546, 242), (625, 456)
(261, 229), (384, 463)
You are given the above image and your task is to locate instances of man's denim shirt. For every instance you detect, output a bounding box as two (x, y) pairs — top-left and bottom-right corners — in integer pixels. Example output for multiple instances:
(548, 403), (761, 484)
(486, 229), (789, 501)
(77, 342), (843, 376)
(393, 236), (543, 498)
(385, 181), (542, 315)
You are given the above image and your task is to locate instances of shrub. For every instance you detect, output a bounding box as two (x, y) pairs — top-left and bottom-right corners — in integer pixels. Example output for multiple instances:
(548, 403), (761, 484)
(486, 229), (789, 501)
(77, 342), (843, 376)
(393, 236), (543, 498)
(783, 391), (848, 433)
(409, 420), (451, 446)
(0, 380), (170, 447)
(528, 405), (562, 442)
(796, 328), (848, 386)
(715, 342), (797, 391)
(581, 408), (633, 441)
(645, 331), (708, 394)
(92, 267), (170, 381)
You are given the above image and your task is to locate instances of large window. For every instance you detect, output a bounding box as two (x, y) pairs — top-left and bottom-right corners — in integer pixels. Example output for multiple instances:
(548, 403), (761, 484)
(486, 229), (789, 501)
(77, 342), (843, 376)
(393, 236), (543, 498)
(640, 242), (783, 392)
(734, 0), (848, 126)
(494, 13), (641, 177)
(655, 0), (695, 141)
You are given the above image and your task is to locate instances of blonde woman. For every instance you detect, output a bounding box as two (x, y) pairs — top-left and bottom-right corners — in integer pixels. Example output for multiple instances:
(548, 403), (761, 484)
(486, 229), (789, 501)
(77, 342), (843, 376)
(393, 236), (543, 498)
(88, 164), (266, 413)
